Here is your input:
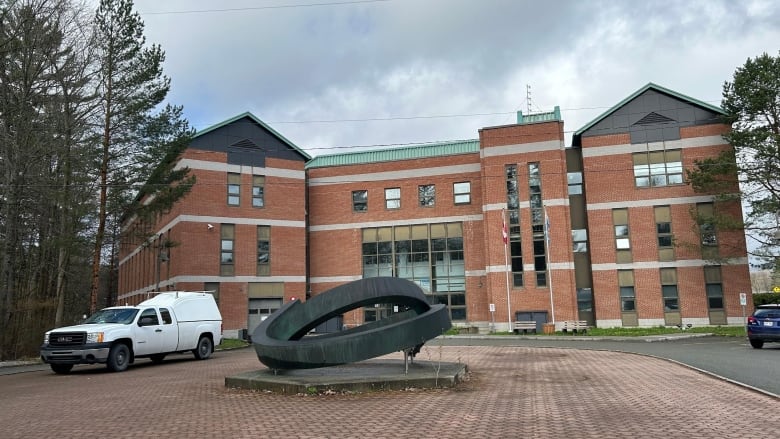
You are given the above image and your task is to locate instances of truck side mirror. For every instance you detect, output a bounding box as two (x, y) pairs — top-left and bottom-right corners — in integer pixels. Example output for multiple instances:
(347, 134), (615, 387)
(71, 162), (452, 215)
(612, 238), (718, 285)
(138, 316), (157, 326)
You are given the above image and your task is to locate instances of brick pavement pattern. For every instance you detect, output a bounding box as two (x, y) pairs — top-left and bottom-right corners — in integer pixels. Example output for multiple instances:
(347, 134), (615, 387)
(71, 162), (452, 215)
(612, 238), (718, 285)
(0, 346), (774, 438)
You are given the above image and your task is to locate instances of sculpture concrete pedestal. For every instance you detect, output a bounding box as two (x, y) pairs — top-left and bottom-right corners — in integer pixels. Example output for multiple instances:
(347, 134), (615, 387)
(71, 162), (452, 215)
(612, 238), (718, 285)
(225, 358), (467, 394)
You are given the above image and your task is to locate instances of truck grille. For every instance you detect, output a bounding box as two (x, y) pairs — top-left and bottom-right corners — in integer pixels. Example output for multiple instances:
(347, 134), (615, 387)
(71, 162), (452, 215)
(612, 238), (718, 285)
(49, 332), (86, 347)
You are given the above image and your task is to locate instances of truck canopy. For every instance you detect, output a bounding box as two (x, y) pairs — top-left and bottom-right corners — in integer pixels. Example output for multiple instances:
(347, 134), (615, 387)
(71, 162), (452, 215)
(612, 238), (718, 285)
(139, 292), (221, 322)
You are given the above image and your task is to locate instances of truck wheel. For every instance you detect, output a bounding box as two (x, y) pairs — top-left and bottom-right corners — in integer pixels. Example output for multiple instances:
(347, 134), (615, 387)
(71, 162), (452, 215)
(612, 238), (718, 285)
(193, 336), (213, 360)
(149, 354), (166, 364)
(107, 344), (130, 372)
(50, 363), (73, 374)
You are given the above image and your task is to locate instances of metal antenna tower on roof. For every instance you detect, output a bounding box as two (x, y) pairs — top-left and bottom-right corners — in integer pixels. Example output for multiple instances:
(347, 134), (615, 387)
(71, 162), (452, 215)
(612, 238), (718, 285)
(526, 84), (532, 114)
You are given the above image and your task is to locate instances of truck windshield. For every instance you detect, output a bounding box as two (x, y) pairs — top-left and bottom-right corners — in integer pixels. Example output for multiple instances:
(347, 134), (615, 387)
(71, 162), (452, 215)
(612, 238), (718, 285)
(83, 308), (138, 324)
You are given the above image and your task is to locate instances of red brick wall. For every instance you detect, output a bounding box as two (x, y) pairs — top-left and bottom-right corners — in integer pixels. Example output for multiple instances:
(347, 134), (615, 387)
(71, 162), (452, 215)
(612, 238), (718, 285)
(118, 150), (308, 331)
(118, 114), (752, 332)
(479, 121), (575, 324)
(582, 124), (750, 324)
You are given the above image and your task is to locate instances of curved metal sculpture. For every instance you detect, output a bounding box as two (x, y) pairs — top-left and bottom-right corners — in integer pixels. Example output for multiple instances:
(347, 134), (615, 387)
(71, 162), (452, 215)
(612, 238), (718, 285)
(252, 277), (452, 369)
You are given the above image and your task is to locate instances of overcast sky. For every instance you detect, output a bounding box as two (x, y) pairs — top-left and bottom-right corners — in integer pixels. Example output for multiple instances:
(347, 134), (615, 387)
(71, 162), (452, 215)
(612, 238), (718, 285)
(133, 0), (780, 157)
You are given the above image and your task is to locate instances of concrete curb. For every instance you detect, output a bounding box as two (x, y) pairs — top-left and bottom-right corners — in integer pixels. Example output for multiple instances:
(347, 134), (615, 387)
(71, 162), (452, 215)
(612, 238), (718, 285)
(439, 332), (713, 342)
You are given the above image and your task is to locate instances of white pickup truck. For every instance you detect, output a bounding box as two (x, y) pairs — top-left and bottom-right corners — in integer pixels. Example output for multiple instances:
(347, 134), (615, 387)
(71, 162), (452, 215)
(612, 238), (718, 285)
(40, 292), (222, 374)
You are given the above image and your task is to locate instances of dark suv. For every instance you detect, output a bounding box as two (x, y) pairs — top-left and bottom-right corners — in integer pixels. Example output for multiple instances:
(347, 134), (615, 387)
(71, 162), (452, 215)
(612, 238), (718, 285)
(747, 304), (780, 349)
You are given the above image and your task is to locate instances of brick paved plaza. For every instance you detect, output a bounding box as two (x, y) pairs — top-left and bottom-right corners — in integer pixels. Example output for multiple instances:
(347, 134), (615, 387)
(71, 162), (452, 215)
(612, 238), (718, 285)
(0, 346), (773, 438)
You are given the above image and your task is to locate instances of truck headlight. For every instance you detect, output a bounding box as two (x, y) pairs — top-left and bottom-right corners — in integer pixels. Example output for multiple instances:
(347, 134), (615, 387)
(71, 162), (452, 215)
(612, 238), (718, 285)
(86, 332), (104, 344)
(44, 333), (49, 344)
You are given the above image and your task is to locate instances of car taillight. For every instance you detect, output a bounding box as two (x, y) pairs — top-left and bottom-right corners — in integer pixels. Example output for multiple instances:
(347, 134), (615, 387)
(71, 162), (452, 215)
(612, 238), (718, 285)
(747, 316), (757, 325)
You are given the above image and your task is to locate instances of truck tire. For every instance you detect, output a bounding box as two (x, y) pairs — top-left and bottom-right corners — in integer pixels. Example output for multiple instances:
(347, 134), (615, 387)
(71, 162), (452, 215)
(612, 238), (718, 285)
(50, 363), (73, 374)
(193, 336), (213, 360)
(107, 343), (130, 372)
(149, 354), (166, 364)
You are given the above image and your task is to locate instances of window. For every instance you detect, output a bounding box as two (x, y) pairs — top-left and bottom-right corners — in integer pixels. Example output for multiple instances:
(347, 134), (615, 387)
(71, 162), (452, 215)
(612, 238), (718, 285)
(700, 222), (717, 246)
(704, 266), (723, 309)
(257, 226), (270, 276)
(221, 237), (234, 263)
(577, 288), (593, 314)
(661, 268), (679, 312)
(528, 163), (543, 233)
(453, 181), (471, 204)
(613, 208), (631, 263)
(706, 284), (723, 309)
(362, 223), (465, 321)
(227, 173), (241, 206)
(529, 162), (546, 286)
(567, 172), (583, 195)
(159, 308), (173, 325)
(657, 222), (672, 247)
(505, 165), (523, 287)
(220, 224), (234, 276)
(620, 287), (636, 311)
(139, 308), (159, 325)
(633, 149), (683, 187)
(572, 229), (588, 253)
(418, 185), (435, 207)
(252, 175), (265, 208)
(385, 188), (400, 209)
(697, 203), (718, 259)
(618, 270), (635, 312)
(352, 190), (368, 212)
(615, 226), (630, 249)
(654, 206), (674, 261)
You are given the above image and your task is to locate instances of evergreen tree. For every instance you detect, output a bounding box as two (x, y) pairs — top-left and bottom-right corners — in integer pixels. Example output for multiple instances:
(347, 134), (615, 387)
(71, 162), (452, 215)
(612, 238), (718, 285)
(0, 0), (95, 358)
(687, 51), (780, 277)
(89, 0), (192, 312)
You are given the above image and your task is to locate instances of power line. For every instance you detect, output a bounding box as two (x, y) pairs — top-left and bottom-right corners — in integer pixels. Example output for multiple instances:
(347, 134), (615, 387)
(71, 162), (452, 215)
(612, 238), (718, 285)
(268, 111), (517, 124)
(196, 100), (723, 128)
(139, 0), (394, 16)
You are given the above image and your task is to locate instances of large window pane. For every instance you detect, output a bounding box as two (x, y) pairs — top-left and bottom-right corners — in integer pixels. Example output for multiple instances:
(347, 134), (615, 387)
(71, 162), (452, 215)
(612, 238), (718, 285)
(412, 239), (428, 252)
(362, 242), (377, 255)
(353, 190), (368, 211)
(385, 187), (401, 209)
(362, 223), (466, 321)
(454, 182), (471, 204)
(418, 185), (435, 207)
(658, 236), (673, 247)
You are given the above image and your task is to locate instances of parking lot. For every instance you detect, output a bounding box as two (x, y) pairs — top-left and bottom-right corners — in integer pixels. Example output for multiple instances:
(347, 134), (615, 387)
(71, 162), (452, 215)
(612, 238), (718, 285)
(0, 344), (775, 438)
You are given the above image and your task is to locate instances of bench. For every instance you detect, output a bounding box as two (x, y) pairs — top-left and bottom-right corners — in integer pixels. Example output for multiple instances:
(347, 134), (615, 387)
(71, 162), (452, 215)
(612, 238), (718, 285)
(562, 320), (589, 334)
(513, 321), (537, 334)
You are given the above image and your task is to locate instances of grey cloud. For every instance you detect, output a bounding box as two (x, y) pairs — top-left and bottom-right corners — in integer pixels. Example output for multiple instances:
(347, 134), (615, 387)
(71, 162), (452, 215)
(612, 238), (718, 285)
(135, 0), (780, 154)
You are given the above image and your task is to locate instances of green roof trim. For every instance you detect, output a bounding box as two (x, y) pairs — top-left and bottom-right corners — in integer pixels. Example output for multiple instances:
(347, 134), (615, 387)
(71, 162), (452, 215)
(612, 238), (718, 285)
(305, 139), (480, 169)
(194, 111), (311, 160)
(517, 106), (561, 124)
(574, 83), (726, 137)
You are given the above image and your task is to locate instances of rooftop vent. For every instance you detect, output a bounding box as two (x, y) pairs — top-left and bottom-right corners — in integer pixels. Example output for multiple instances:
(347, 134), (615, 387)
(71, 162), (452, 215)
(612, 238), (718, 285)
(230, 138), (259, 149)
(634, 112), (675, 125)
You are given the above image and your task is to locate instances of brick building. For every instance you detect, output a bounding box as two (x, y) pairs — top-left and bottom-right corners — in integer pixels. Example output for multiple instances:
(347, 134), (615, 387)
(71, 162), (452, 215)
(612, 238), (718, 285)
(118, 84), (752, 337)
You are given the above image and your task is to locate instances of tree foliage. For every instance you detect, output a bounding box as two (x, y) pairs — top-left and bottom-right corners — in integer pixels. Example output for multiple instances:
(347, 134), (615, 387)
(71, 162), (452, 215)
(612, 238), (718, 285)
(0, 0), (193, 359)
(88, 0), (192, 312)
(687, 51), (780, 274)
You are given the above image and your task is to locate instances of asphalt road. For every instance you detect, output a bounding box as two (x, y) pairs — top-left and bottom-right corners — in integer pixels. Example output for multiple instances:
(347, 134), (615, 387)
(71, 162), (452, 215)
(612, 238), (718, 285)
(430, 335), (780, 397)
(3, 335), (778, 397)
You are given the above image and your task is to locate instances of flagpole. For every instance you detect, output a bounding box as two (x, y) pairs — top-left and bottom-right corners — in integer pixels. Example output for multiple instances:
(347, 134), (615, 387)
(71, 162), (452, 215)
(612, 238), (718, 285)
(502, 209), (512, 332)
(545, 205), (555, 324)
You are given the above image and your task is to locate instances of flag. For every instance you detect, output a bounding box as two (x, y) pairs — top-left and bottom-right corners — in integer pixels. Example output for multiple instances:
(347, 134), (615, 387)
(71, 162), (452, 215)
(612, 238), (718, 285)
(501, 209), (508, 245)
(544, 207), (551, 247)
